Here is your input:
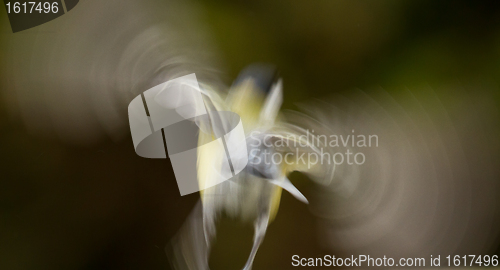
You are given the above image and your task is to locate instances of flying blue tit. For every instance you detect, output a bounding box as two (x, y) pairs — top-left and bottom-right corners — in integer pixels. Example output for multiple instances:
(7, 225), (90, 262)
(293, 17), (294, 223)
(167, 64), (331, 270)
(7, 1), (498, 268)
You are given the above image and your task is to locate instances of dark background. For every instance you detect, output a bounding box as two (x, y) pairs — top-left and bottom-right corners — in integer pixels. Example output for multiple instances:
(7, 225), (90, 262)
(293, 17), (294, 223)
(1, 0), (500, 269)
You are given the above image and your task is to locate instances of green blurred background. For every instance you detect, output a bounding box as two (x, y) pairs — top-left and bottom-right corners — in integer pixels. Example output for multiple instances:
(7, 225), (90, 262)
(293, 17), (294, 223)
(1, 0), (499, 269)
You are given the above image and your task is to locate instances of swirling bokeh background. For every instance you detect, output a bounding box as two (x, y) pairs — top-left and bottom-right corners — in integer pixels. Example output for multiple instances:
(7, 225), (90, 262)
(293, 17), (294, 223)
(1, 0), (499, 269)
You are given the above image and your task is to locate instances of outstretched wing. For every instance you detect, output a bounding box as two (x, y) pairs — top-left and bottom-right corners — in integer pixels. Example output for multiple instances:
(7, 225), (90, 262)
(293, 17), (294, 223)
(0, 0), (226, 144)
(288, 84), (500, 259)
(1, 2), (228, 269)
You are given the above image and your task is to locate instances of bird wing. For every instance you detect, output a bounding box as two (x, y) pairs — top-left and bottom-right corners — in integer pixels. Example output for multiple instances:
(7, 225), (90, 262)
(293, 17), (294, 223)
(1, 1), (229, 269)
(286, 85), (500, 259)
(1, 0), (226, 144)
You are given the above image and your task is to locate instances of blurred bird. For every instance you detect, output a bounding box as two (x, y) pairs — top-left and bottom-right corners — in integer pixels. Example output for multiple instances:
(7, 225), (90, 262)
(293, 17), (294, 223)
(2, 0), (499, 269)
(164, 64), (332, 270)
